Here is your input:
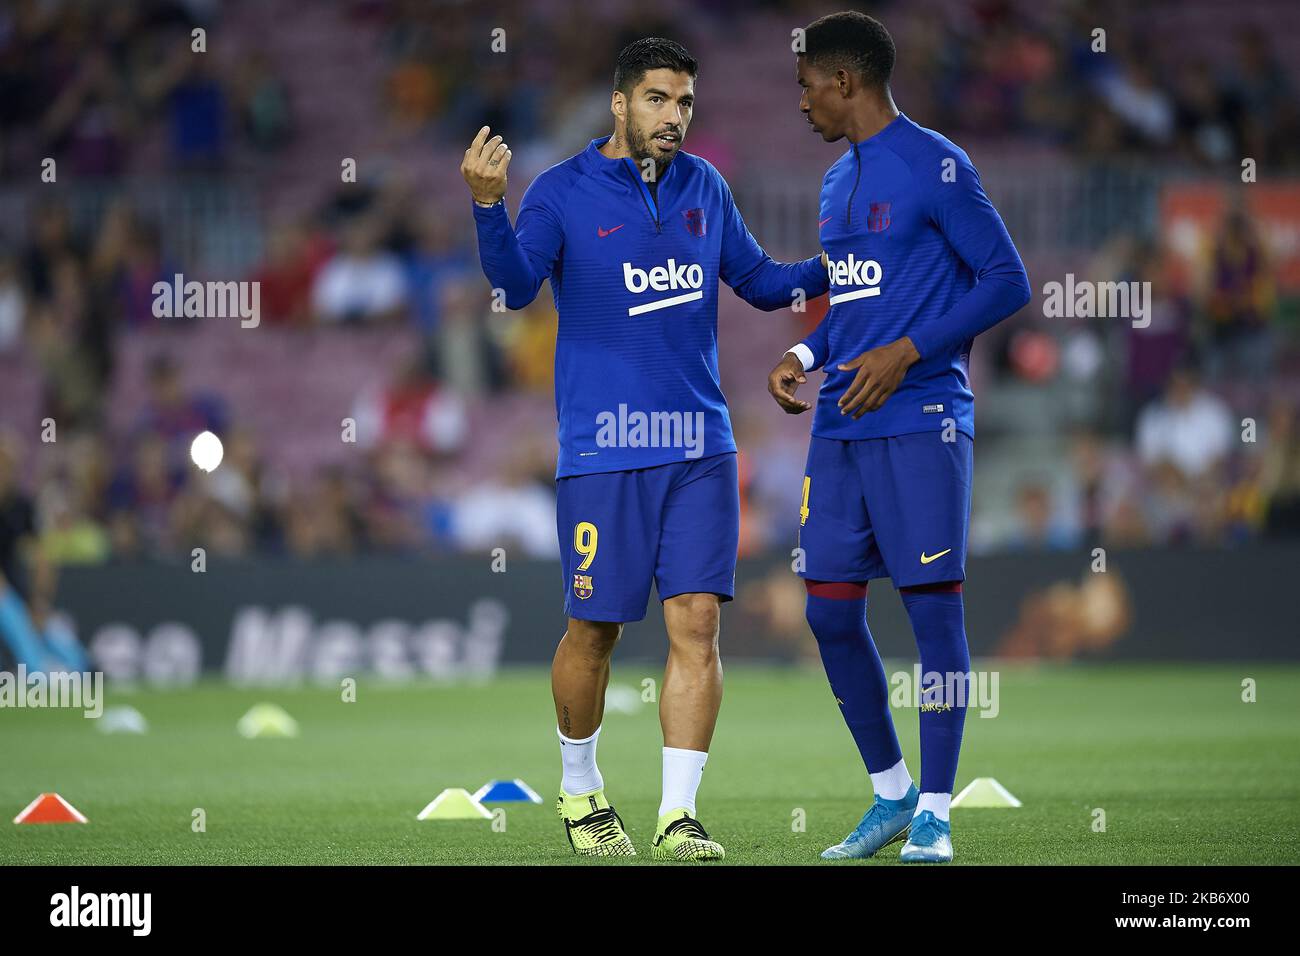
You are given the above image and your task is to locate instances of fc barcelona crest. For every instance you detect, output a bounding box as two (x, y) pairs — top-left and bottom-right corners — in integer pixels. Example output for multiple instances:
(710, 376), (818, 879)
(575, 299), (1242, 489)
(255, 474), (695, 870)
(866, 202), (890, 232)
(682, 207), (706, 238)
(573, 573), (594, 599)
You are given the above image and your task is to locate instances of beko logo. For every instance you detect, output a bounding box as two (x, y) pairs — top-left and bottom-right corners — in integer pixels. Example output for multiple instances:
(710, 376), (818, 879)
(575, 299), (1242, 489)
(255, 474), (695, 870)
(827, 255), (883, 305)
(622, 259), (704, 315)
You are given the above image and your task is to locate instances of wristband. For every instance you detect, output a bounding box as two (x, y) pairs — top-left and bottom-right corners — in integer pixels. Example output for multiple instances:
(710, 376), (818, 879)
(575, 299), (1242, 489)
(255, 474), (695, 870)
(787, 343), (815, 372)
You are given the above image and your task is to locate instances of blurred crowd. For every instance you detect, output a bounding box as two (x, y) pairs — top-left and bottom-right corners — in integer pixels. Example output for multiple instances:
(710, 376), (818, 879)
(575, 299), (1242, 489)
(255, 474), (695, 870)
(0, 0), (292, 178)
(4, 0), (1297, 175)
(1, 0), (1299, 571)
(0, 177), (564, 562)
(364, 0), (1300, 169)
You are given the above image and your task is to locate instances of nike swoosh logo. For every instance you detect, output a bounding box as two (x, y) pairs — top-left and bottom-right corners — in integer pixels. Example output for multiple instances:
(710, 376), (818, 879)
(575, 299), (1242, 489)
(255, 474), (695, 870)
(597, 224), (624, 237)
(920, 549), (952, 565)
(818, 216), (832, 228)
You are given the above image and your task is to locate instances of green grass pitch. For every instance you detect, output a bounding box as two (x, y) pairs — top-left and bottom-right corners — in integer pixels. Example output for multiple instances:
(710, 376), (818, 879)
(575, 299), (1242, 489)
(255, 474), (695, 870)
(3, 664), (1298, 865)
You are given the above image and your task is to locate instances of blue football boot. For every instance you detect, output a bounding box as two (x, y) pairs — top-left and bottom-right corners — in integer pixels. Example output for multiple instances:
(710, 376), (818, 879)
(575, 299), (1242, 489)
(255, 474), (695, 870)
(899, 809), (953, 863)
(821, 784), (919, 859)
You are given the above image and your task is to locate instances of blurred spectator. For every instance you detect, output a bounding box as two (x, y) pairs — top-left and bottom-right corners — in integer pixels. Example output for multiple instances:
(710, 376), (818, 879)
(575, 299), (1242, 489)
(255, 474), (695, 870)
(1007, 480), (1080, 551)
(23, 200), (83, 303)
(387, 53), (441, 132)
(112, 217), (181, 328)
(231, 50), (293, 152)
(451, 442), (558, 558)
(0, 251), (27, 350)
(1224, 27), (1292, 163)
(356, 440), (444, 553)
(249, 217), (332, 325)
(1098, 56), (1174, 147)
(434, 277), (509, 396)
(33, 429), (112, 567)
(403, 212), (472, 335)
(352, 354), (468, 455)
(140, 40), (229, 169)
(1067, 431), (1130, 546)
(106, 433), (184, 557)
(41, 47), (131, 177)
(199, 426), (280, 550)
(499, 300), (557, 393)
(37, 485), (110, 566)
(312, 217), (408, 323)
(1136, 364), (1234, 481)
(1135, 364), (1237, 543)
(27, 254), (100, 427)
(733, 414), (806, 554)
(133, 353), (229, 473)
(1203, 205), (1274, 381)
(1123, 241), (1192, 412)
(1261, 401), (1300, 537)
(1172, 61), (1234, 166)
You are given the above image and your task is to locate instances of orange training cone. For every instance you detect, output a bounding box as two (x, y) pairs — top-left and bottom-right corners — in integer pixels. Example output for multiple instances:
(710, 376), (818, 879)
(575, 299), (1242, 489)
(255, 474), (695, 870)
(13, 793), (88, 824)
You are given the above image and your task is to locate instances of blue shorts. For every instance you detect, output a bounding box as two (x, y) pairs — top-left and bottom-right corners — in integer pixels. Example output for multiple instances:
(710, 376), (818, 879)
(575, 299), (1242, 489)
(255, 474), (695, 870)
(556, 452), (739, 622)
(797, 432), (972, 588)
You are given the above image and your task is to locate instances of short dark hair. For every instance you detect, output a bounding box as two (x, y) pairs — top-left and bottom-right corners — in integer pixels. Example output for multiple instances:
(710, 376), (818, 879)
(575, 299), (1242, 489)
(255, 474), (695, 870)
(802, 11), (895, 88)
(613, 37), (697, 96)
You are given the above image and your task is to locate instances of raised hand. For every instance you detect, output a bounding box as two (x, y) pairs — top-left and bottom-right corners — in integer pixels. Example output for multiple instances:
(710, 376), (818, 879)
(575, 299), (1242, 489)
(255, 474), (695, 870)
(461, 125), (512, 205)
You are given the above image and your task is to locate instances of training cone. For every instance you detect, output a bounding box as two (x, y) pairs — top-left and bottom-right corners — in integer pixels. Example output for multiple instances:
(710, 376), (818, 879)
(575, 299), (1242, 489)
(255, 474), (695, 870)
(417, 788), (493, 820)
(237, 703), (299, 739)
(98, 706), (148, 735)
(473, 778), (543, 804)
(603, 683), (642, 715)
(14, 793), (88, 824)
(952, 777), (1022, 808)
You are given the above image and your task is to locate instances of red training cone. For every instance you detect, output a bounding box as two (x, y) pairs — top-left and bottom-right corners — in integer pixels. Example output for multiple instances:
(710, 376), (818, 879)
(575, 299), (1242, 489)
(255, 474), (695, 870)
(13, 793), (88, 824)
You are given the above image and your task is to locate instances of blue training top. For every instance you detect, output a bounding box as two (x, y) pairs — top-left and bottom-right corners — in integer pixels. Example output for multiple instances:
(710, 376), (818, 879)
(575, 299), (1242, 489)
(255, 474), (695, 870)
(797, 113), (1031, 441)
(473, 136), (828, 477)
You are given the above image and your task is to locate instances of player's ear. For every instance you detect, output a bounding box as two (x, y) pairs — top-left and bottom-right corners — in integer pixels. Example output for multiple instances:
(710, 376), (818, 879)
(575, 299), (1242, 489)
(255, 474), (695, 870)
(610, 90), (625, 123)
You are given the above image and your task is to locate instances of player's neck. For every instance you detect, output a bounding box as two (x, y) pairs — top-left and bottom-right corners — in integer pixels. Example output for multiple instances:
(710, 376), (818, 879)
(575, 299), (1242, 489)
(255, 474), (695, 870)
(600, 129), (666, 178)
(600, 130), (632, 160)
(845, 90), (900, 145)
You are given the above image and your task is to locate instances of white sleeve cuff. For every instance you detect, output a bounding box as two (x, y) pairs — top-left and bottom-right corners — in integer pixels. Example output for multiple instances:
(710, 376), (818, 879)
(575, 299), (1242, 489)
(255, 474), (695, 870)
(788, 343), (815, 372)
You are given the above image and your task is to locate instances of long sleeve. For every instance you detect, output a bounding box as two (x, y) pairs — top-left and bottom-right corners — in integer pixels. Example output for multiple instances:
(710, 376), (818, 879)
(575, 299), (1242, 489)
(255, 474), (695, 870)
(471, 186), (564, 310)
(717, 176), (829, 312)
(906, 155), (1031, 359)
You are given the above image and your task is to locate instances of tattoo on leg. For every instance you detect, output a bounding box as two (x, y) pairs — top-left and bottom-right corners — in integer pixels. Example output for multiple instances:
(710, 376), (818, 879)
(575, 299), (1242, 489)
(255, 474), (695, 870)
(562, 706), (571, 735)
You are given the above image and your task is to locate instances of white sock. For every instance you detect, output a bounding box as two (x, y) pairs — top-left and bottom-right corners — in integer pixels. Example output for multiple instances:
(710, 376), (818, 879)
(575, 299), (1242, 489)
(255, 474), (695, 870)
(558, 726), (603, 795)
(659, 747), (708, 817)
(870, 757), (913, 801)
(915, 792), (951, 822)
